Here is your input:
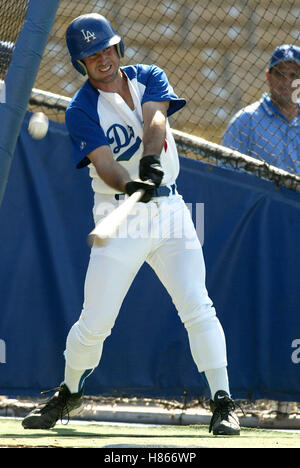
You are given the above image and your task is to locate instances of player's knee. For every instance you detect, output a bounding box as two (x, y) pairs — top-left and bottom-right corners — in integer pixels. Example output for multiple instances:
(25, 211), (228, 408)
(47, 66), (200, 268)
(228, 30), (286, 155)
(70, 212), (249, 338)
(184, 311), (219, 335)
(65, 320), (110, 370)
(68, 318), (111, 347)
(176, 289), (216, 328)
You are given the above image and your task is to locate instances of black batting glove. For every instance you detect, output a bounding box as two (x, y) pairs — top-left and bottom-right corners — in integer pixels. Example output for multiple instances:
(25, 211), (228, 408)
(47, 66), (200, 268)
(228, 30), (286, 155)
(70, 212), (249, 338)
(125, 180), (156, 203)
(139, 154), (164, 188)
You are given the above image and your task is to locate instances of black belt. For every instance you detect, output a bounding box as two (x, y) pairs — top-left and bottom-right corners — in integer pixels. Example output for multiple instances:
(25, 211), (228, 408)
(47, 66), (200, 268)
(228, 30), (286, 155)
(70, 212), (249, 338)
(115, 183), (177, 200)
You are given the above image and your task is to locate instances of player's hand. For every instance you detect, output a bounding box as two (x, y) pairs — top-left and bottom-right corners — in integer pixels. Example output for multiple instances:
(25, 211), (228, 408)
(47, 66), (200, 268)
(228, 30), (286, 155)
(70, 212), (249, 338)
(139, 154), (164, 188)
(125, 180), (156, 203)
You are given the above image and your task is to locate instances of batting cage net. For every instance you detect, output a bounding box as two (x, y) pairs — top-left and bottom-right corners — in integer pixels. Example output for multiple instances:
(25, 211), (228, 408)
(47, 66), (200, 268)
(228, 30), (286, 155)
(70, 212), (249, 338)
(1, 1), (300, 420)
(2, 0), (300, 181)
(23, 0), (300, 180)
(0, 0), (28, 80)
(0, 0), (300, 181)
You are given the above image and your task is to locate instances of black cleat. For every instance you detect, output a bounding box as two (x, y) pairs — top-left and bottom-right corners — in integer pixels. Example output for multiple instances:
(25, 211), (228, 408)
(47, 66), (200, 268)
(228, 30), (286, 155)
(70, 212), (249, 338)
(209, 390), (240, 435)
(22, 383), (83, 430)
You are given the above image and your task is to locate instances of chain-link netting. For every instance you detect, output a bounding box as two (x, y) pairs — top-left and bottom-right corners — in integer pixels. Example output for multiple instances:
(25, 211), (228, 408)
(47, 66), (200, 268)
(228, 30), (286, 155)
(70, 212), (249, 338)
(0, 0), (28, 80)
(3, 0), (300, 177)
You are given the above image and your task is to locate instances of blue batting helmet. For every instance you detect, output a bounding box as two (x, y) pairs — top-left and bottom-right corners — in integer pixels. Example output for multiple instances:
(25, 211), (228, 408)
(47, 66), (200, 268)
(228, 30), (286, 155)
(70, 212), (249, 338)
(66, 13), (124, 75)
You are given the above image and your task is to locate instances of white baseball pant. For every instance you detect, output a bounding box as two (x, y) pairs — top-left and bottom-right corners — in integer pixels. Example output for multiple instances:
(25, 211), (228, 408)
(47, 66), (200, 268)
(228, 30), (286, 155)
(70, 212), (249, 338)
(64, 193), (227, 374)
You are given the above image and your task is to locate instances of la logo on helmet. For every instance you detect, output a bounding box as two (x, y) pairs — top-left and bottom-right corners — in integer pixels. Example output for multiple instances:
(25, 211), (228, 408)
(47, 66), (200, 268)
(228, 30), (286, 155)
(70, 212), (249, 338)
(284, 48), (295, 60)
(81, 29), (96, 42)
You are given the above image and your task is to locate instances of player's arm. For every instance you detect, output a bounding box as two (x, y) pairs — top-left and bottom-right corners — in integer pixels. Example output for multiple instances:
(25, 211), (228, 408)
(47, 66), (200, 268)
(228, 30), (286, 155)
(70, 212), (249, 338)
(88, 145), (155, 202)
(88, 145), (131, 193)
(139, 100), (169, 186)
(142, 100), (169, 155)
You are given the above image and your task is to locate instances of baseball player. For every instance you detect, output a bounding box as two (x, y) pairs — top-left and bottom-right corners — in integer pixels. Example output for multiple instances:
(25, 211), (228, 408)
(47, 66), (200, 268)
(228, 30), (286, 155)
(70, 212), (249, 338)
(22, 14), (240, 436)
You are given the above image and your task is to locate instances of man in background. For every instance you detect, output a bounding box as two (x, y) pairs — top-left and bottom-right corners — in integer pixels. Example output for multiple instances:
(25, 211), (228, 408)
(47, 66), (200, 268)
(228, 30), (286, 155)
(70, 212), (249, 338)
(222, 44), (300, 175)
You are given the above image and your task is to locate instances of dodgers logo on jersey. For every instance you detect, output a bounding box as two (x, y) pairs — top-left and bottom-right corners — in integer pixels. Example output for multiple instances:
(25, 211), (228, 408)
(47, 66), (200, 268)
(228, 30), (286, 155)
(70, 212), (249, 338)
(107, 124), (142, 161)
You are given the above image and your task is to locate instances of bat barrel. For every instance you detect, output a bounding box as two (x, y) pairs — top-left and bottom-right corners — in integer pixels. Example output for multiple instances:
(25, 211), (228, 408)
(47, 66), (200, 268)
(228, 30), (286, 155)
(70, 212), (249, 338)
(87, 189), (145, 247)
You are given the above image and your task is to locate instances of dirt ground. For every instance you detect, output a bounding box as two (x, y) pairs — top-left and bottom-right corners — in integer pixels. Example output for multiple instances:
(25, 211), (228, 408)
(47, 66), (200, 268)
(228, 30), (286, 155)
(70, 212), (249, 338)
(1, 394), (300, 430)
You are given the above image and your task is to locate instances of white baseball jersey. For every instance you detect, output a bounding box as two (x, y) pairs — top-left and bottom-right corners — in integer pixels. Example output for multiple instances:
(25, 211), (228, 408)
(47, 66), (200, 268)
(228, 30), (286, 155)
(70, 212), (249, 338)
(65, 64), (186, 195)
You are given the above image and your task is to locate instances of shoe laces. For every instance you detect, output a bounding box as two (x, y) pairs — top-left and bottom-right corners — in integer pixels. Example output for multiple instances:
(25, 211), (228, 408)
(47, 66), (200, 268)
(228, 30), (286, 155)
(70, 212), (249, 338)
(40, 385), (71, 425)
(209, 397), (244, 433)
(40, 385), (62, 397)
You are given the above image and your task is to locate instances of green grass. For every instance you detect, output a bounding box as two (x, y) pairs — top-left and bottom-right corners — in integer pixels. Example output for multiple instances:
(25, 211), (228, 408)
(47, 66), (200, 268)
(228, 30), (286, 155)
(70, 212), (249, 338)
(0, 418), (299, 448)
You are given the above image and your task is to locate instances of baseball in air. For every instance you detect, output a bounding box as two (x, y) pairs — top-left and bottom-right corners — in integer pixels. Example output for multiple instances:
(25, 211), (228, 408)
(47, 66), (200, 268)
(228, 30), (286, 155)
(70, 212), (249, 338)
(28, 112), (49, 139)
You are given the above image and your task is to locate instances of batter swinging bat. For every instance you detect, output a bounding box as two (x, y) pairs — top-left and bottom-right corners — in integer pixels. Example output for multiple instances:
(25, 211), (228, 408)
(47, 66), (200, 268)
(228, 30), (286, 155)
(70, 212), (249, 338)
(87, 189), (145, 247)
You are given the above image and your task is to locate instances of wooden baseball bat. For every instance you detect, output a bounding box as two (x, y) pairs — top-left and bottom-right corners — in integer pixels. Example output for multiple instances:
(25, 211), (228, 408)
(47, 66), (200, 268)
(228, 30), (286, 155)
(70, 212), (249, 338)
(87, 189), (145, 247)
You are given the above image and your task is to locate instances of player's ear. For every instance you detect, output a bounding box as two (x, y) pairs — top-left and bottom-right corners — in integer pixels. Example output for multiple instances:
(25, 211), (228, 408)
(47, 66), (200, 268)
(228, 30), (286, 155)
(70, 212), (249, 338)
(266, 68), (271, 83)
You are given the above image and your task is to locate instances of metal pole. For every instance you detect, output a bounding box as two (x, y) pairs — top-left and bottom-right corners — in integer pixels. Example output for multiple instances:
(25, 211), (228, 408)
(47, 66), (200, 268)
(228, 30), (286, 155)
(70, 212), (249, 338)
(0, 0), (61, 206)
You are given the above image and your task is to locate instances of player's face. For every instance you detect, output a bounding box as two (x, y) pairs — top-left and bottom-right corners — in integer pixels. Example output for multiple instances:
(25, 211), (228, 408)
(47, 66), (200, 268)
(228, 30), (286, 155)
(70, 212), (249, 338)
(83, 46), (120, 86)
(267, 61), (300, 106)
